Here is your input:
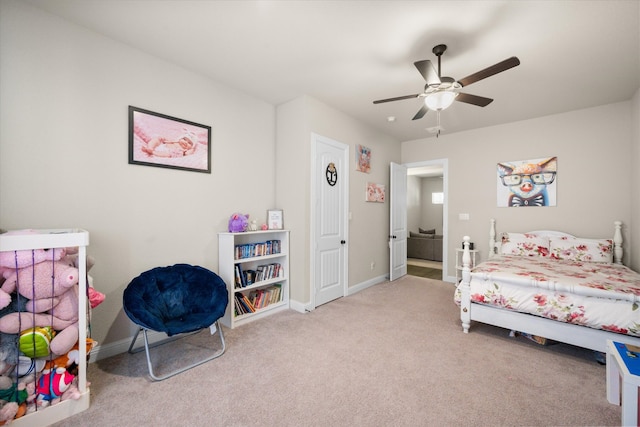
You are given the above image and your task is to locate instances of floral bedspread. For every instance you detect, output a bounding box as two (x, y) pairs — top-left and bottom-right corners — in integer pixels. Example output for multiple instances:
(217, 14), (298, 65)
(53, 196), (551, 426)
(454, 255), (640, 337)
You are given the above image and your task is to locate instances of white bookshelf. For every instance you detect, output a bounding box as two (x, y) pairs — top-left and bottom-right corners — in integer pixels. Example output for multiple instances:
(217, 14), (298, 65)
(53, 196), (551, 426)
(218, 230), (289, 328)
(0, 229), (90, 426)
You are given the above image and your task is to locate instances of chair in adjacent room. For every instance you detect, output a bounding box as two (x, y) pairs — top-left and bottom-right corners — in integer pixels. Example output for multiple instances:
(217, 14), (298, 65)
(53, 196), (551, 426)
(123, 263), (228, 381)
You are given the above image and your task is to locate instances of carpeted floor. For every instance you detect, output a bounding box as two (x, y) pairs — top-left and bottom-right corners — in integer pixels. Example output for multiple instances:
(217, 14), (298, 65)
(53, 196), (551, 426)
(52, 275), (619, 427)
(407, 264), (442, 280)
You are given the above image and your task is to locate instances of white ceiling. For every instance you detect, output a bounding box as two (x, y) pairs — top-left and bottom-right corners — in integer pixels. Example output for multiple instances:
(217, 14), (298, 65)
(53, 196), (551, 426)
(27, 0), (640, 142)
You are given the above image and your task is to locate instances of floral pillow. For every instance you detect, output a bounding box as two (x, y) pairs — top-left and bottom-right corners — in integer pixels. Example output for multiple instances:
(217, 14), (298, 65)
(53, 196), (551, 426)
(549, 237), (613, 263)
(500, 232), (550, 257)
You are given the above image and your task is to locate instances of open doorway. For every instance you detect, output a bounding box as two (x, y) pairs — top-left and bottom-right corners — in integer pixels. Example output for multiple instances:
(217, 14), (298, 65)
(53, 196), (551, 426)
(404, 159), (448, 281)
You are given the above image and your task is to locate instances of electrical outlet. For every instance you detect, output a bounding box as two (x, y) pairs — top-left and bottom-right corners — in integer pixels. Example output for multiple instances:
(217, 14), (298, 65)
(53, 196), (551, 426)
(370, 261), (375, 270)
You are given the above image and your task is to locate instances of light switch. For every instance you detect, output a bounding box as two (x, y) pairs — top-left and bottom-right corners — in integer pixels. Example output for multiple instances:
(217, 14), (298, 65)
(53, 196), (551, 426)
(459, 213), (470, 221)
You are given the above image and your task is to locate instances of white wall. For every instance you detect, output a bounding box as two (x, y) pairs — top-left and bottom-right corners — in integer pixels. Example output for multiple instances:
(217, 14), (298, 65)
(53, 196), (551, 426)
(276, 96), (400, 306)
(420, 177), (444, 234)
(0, 1), (276, 352)
(631, 88), (640, 271)
(407, 175), (421, 234)
(407, 176), (444, 235)
(402, 101), (634, 274)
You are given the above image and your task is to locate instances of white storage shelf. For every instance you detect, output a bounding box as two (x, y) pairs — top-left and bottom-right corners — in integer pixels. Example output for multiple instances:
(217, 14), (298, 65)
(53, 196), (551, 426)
(0, 229), (90, 427)
(218, 230), (289, 329)
(455, 248), (478, 283)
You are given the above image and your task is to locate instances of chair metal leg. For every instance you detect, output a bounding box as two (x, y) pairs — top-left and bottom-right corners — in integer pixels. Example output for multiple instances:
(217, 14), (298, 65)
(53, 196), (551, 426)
(127, 320), (226, 381)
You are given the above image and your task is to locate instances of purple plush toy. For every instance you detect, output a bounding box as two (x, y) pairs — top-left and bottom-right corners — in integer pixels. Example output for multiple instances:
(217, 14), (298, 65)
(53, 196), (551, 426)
(228, 213), (249, 233)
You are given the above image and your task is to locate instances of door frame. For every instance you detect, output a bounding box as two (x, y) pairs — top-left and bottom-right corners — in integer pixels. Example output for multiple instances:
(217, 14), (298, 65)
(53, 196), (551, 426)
(309, 133), (349, 310)
(403, 158), (449, 280)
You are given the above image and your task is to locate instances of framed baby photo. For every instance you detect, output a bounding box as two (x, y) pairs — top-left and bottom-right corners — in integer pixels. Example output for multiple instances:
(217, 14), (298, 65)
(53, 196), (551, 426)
(128, 106), (212, 173)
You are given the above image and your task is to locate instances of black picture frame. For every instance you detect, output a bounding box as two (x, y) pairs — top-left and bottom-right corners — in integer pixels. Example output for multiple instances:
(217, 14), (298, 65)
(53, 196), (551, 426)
(128, 106), (211, 173)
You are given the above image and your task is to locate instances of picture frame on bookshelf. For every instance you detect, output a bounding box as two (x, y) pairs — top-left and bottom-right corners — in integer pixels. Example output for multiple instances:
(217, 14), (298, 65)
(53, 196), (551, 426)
(128, 106), (212, 173)
(267, 209), (284, 230)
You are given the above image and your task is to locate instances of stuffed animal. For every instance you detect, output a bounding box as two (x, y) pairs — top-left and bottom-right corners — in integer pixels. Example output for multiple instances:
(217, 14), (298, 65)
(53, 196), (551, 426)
(0, 285), (80, 356)
(0, 258), (80, 356)
(0, 376), (28, 405)
(228, 213), (249, 233)
(43, 338), (96, 375)
(0, 333), (18, 376)
(35, 367), (75, 407)
(0, 401), (18, 425)
(0, 375), (30, 424)
(18, 327), (55, 358)
(58, 246), (105, 309)
(1, 260), (78, 300)
(0, 230), (66, 270)
(88, 287), (105, 309)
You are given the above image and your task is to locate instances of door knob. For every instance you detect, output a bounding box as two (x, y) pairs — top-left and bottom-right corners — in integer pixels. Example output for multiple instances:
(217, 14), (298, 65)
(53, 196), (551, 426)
(340, 240), (346, 244)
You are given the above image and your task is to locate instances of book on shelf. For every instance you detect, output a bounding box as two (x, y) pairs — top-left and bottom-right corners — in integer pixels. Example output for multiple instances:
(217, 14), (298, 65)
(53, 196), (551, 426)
(254, 263), (282, 282)
(234, 240), (282, 260)
(245, 283), (283, 311)
(234, 264), (245, 288)
(234, 293), (255, 315)
(234, 284), (283, 317)
(245, 269), (255, 285)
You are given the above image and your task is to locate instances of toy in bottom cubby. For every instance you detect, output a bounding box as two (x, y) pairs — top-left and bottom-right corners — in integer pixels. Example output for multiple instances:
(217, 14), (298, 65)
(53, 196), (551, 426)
(0, 230), (103, 424)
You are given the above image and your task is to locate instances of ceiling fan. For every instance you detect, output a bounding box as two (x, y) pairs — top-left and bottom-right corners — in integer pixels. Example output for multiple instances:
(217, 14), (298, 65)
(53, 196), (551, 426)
(373, 44), (520, 121)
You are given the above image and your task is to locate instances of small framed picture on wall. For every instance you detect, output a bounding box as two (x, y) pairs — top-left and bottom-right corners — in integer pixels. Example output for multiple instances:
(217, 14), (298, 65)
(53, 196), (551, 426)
(267, 210), (284, 230)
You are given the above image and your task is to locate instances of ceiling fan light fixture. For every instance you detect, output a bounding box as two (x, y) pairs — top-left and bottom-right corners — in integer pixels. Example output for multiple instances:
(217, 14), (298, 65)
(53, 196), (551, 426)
(425, 90), (458, 111)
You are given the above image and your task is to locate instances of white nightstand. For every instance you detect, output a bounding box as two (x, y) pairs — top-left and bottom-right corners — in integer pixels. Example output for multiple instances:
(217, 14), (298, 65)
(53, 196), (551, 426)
(606, 340), (640, 426)
(455, 248), (478, 282)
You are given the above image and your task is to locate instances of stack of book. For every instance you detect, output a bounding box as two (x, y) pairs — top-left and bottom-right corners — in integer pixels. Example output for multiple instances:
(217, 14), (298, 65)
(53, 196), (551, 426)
(234, 240), (281, 259)
(234, 284), (283, 316)
(234, 263), (282, 288)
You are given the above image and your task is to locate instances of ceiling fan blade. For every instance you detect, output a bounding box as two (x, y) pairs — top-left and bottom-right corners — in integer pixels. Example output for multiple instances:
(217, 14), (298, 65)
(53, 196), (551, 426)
(414, 60), (441, 86)
(412, 105), (428, 120)
(457, 56), (520, 87)
(456, 92), (494, 107)
(373, 94), (420, 104)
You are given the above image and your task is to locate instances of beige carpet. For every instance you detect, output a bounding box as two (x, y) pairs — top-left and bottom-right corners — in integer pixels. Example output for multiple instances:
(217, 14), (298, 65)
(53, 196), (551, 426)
(53, 276), (619, 427)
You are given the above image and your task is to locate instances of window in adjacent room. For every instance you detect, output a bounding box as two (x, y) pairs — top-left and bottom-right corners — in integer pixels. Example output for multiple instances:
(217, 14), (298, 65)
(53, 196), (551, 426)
(432, 192), (444, 204)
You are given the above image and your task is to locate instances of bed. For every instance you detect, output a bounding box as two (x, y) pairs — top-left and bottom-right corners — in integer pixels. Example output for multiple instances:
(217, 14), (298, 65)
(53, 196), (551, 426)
(455, 219), (640, 353)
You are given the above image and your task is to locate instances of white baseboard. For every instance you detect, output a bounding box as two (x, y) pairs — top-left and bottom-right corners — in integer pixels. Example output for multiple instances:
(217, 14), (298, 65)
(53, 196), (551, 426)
(288, 299), (308, 313)
(289, 274), (388, 314)
(89, 329), (168, 363)
(347, 274), (387, 295)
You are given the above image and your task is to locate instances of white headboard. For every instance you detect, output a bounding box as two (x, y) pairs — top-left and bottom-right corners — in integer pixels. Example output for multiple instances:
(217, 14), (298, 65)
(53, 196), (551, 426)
(488, 219), (623, 264)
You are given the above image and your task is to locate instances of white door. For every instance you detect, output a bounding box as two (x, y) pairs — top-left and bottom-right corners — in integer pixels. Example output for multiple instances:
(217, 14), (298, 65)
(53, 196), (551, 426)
(389, 162), (407, 281)
(312, 134), (348, 307)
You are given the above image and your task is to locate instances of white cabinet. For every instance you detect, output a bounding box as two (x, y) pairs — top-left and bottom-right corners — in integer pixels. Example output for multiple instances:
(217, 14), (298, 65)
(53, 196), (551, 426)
(218, 230), (289, 328)
(0, 229), (90, 426)
(455, 248), (478, 282)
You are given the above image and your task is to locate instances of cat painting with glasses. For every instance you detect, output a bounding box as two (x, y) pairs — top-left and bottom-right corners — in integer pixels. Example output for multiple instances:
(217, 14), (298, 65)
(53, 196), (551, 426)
(497, 157), (557, 207)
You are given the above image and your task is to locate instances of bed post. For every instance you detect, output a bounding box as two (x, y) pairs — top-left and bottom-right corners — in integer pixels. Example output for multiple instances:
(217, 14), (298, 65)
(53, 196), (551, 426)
(614, 220), (623, 265)
(489, 218), (496, 259)
(460, 235), (472, 333)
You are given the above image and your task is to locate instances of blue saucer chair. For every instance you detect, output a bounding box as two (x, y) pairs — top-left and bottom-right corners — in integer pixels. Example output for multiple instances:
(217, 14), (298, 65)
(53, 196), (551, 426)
(123, 264), (228, 381)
